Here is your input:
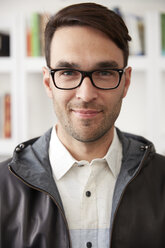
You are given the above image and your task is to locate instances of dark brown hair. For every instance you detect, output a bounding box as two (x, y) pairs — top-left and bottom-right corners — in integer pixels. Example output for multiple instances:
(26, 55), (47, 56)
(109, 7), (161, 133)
(45, 2), (131, 67)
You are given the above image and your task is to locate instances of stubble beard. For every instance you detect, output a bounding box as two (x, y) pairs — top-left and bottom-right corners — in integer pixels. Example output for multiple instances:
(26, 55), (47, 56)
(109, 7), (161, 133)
(55, 97), (123, 144)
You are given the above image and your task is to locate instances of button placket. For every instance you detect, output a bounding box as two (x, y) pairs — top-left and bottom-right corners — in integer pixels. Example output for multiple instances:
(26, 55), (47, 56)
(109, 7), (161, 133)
(82, 179), (97, 229)
(81, 162), (98, 231)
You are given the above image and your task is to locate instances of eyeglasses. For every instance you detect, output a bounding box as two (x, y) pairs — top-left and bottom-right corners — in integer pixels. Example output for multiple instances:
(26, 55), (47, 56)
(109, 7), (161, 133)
(48, 67), (125, 90)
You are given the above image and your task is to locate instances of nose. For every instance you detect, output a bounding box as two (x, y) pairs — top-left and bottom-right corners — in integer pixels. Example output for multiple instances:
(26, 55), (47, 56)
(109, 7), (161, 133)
(75, 76), (98, 102)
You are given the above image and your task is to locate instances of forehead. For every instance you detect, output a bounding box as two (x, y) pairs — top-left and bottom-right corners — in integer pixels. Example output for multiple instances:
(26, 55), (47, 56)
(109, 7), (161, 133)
(50, 26), (124, 69)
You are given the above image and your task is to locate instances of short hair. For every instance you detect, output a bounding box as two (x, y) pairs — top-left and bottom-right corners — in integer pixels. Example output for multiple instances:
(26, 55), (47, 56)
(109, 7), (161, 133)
(44, 2), (131, 67)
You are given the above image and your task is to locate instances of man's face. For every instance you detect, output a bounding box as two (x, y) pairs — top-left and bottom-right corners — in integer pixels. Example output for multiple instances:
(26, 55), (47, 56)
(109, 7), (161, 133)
(43, 26), (131, 143)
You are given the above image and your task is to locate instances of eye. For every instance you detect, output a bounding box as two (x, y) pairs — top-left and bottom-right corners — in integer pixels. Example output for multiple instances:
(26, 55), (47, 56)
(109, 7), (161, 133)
(59, 70), (79, 77)
(94, 70), (114, 77)
(62, 70), (74, 76)
(100, 71), (111, 76)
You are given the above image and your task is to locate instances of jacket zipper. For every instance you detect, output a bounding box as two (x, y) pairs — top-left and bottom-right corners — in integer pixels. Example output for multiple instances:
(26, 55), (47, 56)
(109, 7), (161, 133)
(109, 146), (151, 248)
(8, 165), (72, 248)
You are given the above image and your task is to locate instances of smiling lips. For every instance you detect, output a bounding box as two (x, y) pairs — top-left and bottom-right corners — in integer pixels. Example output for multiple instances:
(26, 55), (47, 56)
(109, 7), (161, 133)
(72, 109), (102, 118)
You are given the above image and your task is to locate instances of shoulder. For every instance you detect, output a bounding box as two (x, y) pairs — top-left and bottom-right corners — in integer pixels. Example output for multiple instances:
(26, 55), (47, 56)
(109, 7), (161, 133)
(0, 158), (25, 196)
(0, 158), (12, 173)
(116, 127), (165, 167)
(150, 152), (165, 168)
(0, 158), (17, 183)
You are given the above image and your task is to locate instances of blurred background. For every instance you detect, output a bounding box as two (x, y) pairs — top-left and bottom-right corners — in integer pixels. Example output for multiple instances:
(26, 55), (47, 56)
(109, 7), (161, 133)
(0, 0), (165, 161)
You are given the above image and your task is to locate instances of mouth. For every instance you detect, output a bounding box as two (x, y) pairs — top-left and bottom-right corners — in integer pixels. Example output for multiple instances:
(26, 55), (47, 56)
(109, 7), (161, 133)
(72, 109), (102, 119)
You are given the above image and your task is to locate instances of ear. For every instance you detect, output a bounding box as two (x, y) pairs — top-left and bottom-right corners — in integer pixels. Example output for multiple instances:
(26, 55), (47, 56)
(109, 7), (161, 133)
(43, 66), (53, 98)
(123, 66), (132, 98)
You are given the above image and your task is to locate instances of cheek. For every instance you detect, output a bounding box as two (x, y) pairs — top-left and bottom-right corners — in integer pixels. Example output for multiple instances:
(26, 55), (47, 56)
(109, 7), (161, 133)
(103, 90), (119, 102)
(104, 89), (124, 110)
(52, 90), (74, 112)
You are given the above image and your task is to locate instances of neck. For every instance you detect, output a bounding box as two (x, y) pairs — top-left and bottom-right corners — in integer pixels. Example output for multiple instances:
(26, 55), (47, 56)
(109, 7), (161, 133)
(56, 125), (114, 162)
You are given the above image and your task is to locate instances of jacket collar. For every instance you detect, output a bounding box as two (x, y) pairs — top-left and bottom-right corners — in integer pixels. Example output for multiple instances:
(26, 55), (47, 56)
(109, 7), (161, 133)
(9, 128), (64, 210)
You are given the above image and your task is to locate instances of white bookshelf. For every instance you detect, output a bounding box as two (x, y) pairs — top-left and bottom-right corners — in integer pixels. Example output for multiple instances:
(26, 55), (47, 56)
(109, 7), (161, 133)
(0, 15), (19, 156)
(0, 10), (165, 158)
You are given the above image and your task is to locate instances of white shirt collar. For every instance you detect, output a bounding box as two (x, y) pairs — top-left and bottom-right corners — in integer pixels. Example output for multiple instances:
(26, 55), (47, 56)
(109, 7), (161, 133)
(49, 126), (122, 180)
(49, 127), (76, 180)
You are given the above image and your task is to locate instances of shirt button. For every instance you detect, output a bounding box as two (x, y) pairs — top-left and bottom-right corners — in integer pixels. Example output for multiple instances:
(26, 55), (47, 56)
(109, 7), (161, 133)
(86, 242), (92, 248)
(86, 191), (91, 197)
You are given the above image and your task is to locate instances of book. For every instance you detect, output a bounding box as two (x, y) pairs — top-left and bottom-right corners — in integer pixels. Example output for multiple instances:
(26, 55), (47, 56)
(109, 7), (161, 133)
(0, 32), (10, 57)
(26, 12), (50, 57)
(3, 93), (11, 138)
(31, 13), (41, 57)
(26, 17), (32, 57)
(0, 93), (11, 138)
(161, 13), (165, 55)
(137, 17), (145, 55)
(39, 13), (49, 56)
(124, 13), (145, 56)
(0, 94), (4, 138)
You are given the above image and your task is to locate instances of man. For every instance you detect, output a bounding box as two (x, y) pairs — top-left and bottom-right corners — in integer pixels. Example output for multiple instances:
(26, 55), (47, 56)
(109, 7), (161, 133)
(0, 3), (165, 248)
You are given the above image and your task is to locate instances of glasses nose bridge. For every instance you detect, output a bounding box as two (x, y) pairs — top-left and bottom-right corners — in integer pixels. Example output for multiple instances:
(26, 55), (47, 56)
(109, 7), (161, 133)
(81, 71), (94, 85)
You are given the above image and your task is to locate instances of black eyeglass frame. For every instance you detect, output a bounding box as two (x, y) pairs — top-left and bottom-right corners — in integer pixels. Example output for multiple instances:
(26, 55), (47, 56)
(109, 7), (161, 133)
(48, 67), (125, 90)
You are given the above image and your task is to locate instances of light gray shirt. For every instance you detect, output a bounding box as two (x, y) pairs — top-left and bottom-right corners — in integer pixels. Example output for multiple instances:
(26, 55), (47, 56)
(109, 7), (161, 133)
(49, 126), (122, 248)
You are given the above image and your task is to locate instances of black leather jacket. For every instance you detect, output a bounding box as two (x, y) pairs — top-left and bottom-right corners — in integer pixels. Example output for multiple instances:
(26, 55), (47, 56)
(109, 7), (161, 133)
(0, 128), (165, 248)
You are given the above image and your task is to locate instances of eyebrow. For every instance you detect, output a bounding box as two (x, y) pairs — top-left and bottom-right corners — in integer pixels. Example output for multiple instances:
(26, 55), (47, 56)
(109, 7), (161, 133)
(94, 61), (120, 69)
(53, 60), (121, 70)
(54, 61), (79, 69)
